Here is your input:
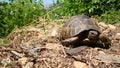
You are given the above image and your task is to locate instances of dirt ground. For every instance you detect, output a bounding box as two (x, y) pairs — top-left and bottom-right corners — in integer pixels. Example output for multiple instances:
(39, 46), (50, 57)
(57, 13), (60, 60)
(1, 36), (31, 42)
(0, 17), (120, 68)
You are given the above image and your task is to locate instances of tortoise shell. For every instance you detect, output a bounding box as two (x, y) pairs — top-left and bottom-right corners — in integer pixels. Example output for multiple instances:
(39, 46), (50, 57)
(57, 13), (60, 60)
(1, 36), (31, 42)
(61, 15), (101, 39)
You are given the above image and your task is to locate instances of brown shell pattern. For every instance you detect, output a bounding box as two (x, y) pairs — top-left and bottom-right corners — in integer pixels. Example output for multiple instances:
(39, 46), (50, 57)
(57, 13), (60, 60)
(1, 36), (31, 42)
(61, 15), (100, 39)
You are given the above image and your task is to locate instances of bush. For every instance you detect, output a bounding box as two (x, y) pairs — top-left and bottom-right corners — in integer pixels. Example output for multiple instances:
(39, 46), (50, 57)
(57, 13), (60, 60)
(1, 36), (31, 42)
(50, 0), (120, 24)
(0, 0), (45, 37)
(98, 10), (120, 24)
(52, 0), (120, 16)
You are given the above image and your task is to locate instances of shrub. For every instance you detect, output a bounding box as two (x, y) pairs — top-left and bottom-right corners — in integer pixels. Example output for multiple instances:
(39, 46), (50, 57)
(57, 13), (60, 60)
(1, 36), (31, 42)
(52, 0), (120, 16)
(50, 0), (120, 24)
(0, 0), (45, 37)
(98, 10), (120, 24)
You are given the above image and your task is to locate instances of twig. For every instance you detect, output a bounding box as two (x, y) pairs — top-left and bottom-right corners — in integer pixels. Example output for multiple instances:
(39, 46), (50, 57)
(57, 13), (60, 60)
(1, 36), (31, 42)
(57, 62), (62, 68)
(43, 59), (51, 68)
(0, 49), (14, 51)
(88, 49), (93, 68)
(11, 51), (24, 58)
(60, 45), (67, 57)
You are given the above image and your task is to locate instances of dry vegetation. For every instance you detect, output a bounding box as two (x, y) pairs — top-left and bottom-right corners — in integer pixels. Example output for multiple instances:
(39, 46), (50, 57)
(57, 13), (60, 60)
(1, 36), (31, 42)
(0, 17), (120, 68)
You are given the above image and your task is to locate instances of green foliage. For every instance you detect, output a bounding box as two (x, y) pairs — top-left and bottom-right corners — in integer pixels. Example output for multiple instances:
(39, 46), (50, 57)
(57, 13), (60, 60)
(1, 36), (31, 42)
(50, 0), (120, 24)
(0, 0), (45, 37)
(0, 39), (10, 44)
(52, 0), (120, 16)
(98, 10), (120, 24)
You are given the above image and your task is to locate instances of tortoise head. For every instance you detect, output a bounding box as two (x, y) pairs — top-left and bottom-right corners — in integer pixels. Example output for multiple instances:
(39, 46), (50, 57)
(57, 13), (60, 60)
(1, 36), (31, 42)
(88, 30), (99, 40)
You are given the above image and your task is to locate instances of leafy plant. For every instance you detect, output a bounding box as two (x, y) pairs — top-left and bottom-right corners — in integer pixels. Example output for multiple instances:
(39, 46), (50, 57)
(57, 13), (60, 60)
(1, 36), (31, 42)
(52, 0), (120, 16)
(49, 0), (120, 24)
(98, 10), (120, 24)
(0, 0), (45, 37)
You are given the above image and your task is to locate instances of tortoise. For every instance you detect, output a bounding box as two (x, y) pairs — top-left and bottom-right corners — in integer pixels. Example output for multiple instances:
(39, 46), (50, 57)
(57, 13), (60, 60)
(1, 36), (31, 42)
(60, 15), (111, 48)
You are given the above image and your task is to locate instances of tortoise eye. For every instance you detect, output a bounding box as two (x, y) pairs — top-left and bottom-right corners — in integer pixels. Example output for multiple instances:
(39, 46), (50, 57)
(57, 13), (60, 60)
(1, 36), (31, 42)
(91, 32), (96, 35)
(89, 31), (98, 36)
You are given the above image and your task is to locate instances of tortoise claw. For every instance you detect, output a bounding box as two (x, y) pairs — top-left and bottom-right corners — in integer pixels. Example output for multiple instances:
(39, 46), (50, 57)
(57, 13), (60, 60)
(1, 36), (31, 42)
(61, 37), (79, 46)
(61, 40), (71, 46)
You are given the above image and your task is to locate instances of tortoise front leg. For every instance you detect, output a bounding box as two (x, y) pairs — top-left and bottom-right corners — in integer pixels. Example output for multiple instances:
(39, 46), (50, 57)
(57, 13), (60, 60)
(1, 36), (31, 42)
(61, 37), (79, 47)
(98, 34), (111, 49)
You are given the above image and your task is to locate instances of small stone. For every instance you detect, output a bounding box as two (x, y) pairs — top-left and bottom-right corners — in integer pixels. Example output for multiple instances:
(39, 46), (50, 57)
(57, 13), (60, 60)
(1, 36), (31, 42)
(25, 62), (34, 68)
(98, 22), (108, 29)
(116, 33), (120, 36)
(115, 33), (120, 40)
(51, 28), (58, 37)
(73, 61), (88, 68)
(92, 60), (99, 66)
(108, 24), (116, 31)
(98, 51), (105, 54)
(18, 57), (28, 65)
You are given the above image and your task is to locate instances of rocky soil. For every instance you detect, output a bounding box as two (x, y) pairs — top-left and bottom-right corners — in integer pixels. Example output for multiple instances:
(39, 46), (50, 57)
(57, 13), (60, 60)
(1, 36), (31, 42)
(0, 17), (120, 68)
